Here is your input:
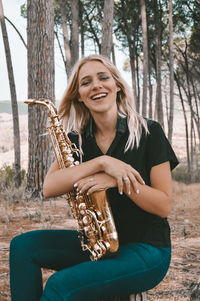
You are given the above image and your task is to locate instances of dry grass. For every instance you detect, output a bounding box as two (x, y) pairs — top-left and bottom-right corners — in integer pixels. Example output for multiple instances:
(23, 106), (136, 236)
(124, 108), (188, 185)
(0, 181), (200, 300)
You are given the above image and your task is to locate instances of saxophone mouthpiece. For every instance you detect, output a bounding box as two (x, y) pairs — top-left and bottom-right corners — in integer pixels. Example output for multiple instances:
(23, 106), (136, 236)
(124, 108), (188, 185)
(24, 99), (37, 105)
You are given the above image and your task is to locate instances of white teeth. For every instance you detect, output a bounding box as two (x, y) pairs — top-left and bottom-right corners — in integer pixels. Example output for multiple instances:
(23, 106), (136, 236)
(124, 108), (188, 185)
(91, 93), (107, 100)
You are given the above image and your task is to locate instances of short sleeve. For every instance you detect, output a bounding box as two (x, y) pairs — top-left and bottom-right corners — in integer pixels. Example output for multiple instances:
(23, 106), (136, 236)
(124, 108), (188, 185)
(146, 120), (179, 171)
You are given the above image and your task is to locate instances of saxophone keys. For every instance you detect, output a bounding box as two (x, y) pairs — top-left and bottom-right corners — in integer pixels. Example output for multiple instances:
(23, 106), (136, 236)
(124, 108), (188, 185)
(79, 203), (86, 215)
(83, 216), (90, 225)
(67, 156), (74, 162)
(95, 210), (101, 217)
(94, 243), (101, 252)
(101, 225), (106, 233)
(104, 241), (110, 250)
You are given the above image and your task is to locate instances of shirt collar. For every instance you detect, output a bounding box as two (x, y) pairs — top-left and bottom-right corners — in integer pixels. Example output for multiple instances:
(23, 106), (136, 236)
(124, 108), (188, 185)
(84, 114), (128, 140)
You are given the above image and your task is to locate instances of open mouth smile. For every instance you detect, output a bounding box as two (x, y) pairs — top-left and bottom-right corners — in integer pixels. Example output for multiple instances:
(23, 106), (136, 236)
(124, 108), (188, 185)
(91, 93), (108, 100)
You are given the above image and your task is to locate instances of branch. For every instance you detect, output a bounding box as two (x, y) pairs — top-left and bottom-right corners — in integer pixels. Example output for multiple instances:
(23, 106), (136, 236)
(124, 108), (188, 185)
(5, 16), (27, 48)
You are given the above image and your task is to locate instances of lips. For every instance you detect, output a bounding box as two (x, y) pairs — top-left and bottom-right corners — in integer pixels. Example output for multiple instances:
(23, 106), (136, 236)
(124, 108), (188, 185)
(91, 93), (108, 100)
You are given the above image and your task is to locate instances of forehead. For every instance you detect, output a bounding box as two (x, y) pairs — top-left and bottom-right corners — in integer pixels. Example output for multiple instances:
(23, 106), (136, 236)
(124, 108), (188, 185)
(79, 60), (111, 80)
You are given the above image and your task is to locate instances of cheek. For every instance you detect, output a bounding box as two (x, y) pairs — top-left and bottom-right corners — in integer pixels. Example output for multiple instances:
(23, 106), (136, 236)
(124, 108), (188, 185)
(78, 87), (88, 100)
(78, 88), (84, 101)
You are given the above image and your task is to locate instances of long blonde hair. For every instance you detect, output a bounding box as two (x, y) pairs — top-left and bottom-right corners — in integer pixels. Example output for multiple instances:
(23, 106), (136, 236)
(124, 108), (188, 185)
(59, 54), (148, 151)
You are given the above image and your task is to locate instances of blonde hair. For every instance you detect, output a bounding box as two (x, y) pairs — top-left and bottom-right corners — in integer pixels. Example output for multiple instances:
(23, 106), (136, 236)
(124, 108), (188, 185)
(59, 54), (148, 152)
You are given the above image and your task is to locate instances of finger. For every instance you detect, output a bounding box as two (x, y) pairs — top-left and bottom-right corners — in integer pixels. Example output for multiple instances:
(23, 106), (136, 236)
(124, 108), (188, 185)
(128, 173), (140, 194)
(74, 177), (94, 192)
(117, 178), (123, 195)
(78, 181), (95, 194)
(122, 176), (131, 195)
(87, 185), (104, 195)
(132, 170), (145, 185)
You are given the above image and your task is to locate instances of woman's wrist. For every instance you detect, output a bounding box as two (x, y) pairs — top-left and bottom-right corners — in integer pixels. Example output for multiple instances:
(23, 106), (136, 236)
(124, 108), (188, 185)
(96, 155), (107, 172)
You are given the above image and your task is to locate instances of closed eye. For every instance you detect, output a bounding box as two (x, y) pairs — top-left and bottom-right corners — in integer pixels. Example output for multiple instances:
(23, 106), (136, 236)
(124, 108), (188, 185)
(81, 80), (90, 86)
(100, 76), (109, 81)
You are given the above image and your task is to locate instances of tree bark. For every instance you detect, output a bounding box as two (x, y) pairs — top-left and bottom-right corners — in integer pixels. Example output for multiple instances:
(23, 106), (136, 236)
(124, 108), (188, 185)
(154, 0), (164, 127)
(101, 0), (114, 58)
(0, 0), (21, 187)
(27, 0), (55, 198)
(140, 0), (148, 117)
(59, 0), (71, 77)
(70, 0), (79, 66)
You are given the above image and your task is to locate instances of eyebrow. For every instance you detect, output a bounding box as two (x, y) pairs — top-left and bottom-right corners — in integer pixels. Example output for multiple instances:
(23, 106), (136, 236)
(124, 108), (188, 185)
(80, 71), (109, 82)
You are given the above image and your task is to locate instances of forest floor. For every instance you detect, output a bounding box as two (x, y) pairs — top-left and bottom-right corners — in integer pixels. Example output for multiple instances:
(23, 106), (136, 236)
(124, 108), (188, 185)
(0, 181), (200, 301)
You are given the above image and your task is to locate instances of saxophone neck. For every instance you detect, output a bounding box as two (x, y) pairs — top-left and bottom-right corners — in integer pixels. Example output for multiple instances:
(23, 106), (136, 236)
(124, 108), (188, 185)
(25, 98), (57, 117)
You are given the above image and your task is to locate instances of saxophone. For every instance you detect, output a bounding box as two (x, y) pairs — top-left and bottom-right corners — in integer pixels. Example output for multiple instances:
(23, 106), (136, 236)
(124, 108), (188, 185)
(25, 98), (119, 260)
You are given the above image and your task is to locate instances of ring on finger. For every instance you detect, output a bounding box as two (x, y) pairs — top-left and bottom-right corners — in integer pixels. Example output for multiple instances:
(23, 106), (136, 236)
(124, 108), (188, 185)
(123, 177), (129, 182)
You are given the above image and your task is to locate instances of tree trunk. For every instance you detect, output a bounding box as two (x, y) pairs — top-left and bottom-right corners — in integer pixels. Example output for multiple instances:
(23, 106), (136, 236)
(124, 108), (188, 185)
(101, 0), (114, 58)
(59, 0), (71, 77)
(70, 0), (79, 66)
(111, 43), (116, 65)
(27, 0), (55, 199)
(0, 0), (21, 187)
(175, 72), (191, 177)
(80, 1), (85, 57)
(140, 0), (148, 117)
(129, 46), (138, 110)
(168, 0), (174, 143)
(154, 0), (164, 127)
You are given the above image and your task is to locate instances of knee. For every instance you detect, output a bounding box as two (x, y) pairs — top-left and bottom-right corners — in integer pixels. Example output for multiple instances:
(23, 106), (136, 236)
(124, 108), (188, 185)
(10, 234), (24, 255)
(42, 273), (65, 301)
(10, 232), (33, 258)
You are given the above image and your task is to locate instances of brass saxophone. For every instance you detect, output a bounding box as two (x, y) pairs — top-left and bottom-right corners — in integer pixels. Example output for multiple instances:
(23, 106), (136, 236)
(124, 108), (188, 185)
(25, 98), (119, 260)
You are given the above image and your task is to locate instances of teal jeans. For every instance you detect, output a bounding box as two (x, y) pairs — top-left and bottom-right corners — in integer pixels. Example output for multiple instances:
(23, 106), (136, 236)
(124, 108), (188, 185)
(10, 229), (171, 301)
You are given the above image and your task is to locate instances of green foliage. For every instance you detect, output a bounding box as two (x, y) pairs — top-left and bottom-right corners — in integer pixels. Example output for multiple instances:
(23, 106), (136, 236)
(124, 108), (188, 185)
(172, 164), (200, 184)
(0, 164), (26, 190)
(20, 3), (27, 18)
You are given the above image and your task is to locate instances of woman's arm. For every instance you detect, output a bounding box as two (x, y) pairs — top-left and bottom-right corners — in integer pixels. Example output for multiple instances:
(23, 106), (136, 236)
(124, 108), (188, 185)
(75, 161), (172, 218)
(124, 161), (172, 218)
(43, 155), (144, 198)
(43, 157), (103, 198)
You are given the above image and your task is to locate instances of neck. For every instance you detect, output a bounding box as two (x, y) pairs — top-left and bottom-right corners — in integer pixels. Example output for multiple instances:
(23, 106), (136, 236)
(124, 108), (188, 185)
(92, 110), (118, 136)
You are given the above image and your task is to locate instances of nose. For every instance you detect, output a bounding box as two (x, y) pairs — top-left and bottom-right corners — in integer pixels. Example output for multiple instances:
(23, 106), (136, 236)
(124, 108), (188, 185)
(91, 79), (102, 89)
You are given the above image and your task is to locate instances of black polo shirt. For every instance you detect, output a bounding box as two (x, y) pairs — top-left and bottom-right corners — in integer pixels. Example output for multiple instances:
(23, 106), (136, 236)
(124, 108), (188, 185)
(69, 117), (179, 247)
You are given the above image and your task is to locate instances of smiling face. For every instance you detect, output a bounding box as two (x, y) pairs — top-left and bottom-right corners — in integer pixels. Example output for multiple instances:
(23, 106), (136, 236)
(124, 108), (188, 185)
(78, 60), (120, 116)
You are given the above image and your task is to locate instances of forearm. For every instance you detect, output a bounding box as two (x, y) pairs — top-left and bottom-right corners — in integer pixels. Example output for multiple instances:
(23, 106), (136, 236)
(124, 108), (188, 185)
(43, 157), (104, 198)
(125, 183), (171, 218)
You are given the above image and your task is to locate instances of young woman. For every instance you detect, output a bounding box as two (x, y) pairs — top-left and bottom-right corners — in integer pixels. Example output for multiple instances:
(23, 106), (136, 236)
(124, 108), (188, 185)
(10, 54), (179, 301)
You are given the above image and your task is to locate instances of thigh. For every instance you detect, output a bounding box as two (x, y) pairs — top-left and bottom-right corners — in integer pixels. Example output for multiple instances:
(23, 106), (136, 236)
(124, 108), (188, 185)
(10, 229), (90, 270)
(40, 243), (171, 301)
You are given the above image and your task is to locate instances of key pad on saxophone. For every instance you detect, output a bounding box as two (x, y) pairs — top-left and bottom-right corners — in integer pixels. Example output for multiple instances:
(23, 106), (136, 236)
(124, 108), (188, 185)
(25, 98), (119, 261)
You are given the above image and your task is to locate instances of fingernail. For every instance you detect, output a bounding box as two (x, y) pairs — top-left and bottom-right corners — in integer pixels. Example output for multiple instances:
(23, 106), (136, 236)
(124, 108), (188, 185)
(136, 189), (139, 194)
(128, 191), (131, 195)
(120, 191), (123, 195)
(79, 190), (82, 194)
(143, 181), (145, 185)
(74, 183), (77, 187)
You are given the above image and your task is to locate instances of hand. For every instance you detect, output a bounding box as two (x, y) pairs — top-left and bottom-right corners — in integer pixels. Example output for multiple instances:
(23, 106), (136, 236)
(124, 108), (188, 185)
(101, 155), (145, 195)
(74, 173), (117, 195)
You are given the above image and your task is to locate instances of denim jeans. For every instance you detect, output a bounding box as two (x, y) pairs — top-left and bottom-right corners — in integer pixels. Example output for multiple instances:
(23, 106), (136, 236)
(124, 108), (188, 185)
(10, 229), (171, 301)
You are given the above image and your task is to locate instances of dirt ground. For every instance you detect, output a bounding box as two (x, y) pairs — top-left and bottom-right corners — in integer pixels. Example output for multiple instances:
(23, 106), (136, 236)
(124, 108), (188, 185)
(0, 181), (200, 300)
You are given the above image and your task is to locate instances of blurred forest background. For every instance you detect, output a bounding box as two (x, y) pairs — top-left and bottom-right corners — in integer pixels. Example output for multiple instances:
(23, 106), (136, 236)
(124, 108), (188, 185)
(0, 0), (200, 300)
